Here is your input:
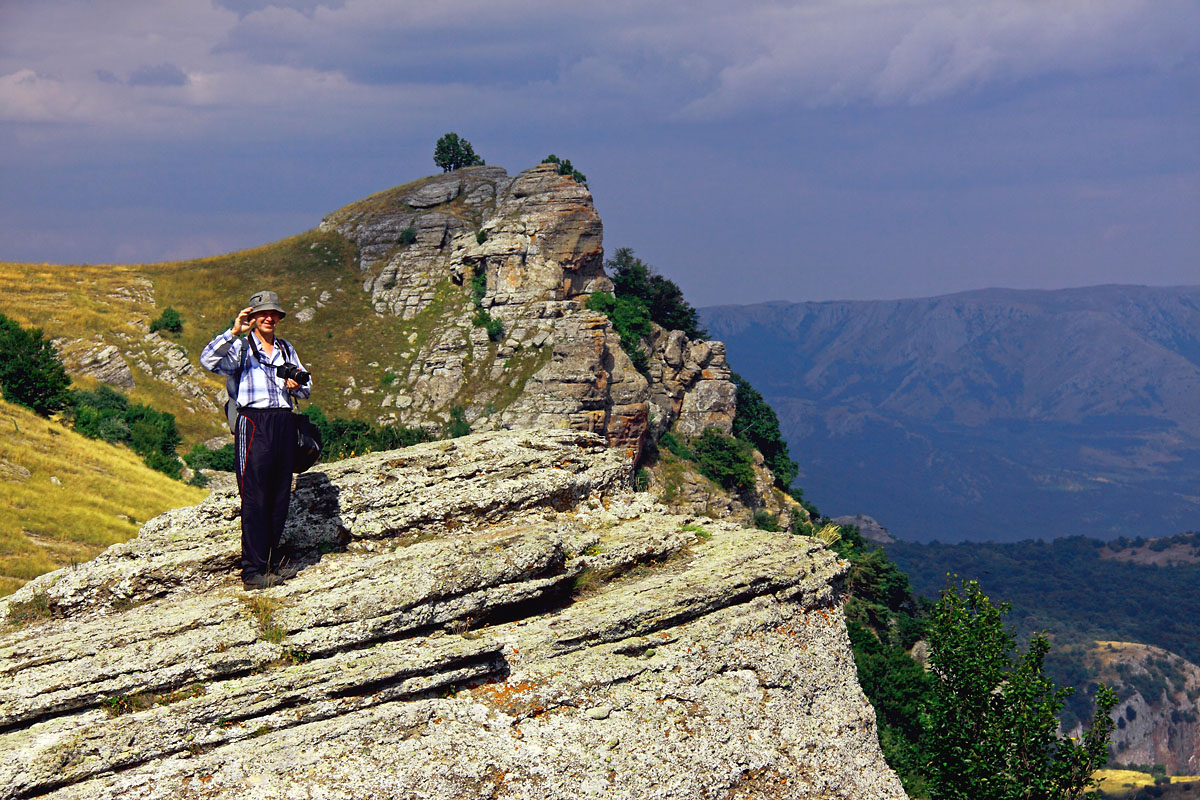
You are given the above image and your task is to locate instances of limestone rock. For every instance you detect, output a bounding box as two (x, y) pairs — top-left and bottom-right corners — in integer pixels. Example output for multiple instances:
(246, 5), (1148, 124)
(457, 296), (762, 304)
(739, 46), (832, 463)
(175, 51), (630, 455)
(0, 429), (903, 800)
(65, 341), (135, 389)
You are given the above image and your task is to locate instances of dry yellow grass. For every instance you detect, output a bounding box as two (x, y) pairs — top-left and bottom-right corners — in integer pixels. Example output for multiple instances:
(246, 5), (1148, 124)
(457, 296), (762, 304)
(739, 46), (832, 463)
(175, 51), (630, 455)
(0, 398), (206, 596)
(1093, 768), (1200, 795)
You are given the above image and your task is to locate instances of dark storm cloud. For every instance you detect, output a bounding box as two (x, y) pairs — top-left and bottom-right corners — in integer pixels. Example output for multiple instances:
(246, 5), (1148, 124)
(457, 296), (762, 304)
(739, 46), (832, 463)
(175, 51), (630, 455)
(213, 0), (345, 17)
(0, 0), (1195, 302)
(127, 63), (189, 87)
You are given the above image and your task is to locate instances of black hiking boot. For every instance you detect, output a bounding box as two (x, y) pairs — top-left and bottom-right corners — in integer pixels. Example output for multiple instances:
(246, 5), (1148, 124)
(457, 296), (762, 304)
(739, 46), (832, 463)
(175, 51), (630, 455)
(242, 572), (284, 590)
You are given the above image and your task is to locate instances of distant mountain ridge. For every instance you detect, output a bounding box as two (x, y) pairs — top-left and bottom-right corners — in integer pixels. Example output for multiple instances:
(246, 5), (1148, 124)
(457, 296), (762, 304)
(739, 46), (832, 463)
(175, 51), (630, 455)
(701, 285), (1200, 543)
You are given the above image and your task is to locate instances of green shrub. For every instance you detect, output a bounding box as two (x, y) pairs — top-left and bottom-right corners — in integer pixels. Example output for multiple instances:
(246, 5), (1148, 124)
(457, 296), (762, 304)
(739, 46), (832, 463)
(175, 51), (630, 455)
(606, 248), (706, 340)
(731, 373), (798, 489)
(658, 430), (693, 460)
(689, 428), (756, 492)
(472, 309), (503, 341)
(443, 405), (471, 439)
(585, 291), (649, 372)
(476, 230), (488, 244)
(753, 509), (781, 531)
(68, 386), (183, 478)
(399, 227), (417, 246)
(541, 154), (587, 186)
(0, 313), (71, 416)
(149, 307), (183, 335)
(470, 271), (487, 305)
(301, 404), (431, 462)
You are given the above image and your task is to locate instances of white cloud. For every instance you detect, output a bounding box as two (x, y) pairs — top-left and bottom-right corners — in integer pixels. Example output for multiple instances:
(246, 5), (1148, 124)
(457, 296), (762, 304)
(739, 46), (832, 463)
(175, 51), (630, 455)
(0, 0), (1194, 131)
(673, 0), (1200, 115)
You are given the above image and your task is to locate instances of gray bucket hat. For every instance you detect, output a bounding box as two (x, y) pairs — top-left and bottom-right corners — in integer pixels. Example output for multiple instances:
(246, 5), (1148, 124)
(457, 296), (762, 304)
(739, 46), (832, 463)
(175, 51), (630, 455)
(248, 289), (286, 318)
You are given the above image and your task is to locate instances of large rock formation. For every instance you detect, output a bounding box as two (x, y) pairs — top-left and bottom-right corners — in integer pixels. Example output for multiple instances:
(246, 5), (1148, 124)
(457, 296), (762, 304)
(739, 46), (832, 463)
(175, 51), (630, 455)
(320, 164), (736, 464)
(0, 429), (903, 799)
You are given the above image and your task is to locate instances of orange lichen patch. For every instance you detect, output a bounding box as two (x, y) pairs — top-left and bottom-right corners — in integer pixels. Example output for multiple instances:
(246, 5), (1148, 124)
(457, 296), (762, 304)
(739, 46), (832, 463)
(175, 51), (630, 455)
(472, 680), (542, 715)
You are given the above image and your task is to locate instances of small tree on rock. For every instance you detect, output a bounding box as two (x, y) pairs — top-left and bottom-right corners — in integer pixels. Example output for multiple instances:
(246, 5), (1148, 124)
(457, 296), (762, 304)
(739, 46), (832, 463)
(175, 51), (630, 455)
(433, 133), (484, 172)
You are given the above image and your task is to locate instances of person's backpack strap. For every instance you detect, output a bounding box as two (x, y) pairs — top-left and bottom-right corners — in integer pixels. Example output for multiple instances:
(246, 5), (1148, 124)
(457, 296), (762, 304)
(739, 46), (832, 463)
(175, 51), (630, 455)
(224, 337), (249, 435)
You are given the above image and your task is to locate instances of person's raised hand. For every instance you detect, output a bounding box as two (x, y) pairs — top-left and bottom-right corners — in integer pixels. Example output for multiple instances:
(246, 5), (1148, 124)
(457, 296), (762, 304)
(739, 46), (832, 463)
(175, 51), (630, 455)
(232, 307), (255, 335)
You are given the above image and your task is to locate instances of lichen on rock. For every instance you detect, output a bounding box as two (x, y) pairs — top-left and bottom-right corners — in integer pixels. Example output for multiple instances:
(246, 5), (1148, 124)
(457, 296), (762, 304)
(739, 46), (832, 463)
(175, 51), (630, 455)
(0, 429), (904, 800)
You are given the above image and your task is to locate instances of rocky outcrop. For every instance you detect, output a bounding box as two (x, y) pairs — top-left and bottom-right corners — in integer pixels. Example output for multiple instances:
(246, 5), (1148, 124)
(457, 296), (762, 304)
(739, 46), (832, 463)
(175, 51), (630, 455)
(1072, 641), (1200, 775)
(320, 164), (737, 468)
(0, 429), (903, 800)
(54, 340), (135, 390)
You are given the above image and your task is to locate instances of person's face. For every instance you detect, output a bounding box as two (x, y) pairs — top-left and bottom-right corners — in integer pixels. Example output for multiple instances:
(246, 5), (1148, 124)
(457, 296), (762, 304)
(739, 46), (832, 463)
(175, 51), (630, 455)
(252, 309), (281, 336)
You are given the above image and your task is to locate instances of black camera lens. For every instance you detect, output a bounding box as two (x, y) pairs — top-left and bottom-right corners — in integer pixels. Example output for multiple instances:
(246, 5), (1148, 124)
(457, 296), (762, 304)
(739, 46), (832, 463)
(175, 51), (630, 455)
(276, 364), (310, 384)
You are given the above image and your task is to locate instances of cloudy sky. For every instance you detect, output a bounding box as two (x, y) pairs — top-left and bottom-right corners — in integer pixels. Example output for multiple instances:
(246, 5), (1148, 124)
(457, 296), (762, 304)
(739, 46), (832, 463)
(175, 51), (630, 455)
(1, 0), (1196, 305)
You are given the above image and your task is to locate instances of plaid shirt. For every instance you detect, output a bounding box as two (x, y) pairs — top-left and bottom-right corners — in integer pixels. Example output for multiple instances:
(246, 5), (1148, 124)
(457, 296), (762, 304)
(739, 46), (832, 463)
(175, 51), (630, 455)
(200, 330), (312, 409)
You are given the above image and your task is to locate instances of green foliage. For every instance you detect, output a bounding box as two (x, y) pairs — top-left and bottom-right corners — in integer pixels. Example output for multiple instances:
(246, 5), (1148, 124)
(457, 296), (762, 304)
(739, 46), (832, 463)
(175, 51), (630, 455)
(68, 386), (183, 478)
(585, 291), (650, 372)
(541, 154), (587, 186)
(752, 509), (781, 531)
(433, 133), (484, 172)
(658, 430), (692, 459)
(183, 441), (235, 474)
(833, 523), (933, 794)
(468, 270), (503, 341)
(301, 404), (431, 462)
(847, 619), (933, 796)
(472, 308), (504, 341)
(688, 428), (756, 492)
(0, 313), (71, 416)
(730, 373), (797, 489)
(886, 531), (1200, 670)
(634, 466), (650, 491)
(606, 248), (706, 340)
(923, 579), (1117, 800)
(399, 227), (417, 245)
(470, 271), (487, 305)
(149, 307), (183, 335)
(443, 405), (471, 439)
(476, 230), (488, 245)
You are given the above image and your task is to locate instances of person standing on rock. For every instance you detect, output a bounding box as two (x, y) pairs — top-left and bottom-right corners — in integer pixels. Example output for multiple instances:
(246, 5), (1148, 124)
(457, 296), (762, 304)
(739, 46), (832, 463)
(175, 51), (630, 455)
(201, 290), (312, 590)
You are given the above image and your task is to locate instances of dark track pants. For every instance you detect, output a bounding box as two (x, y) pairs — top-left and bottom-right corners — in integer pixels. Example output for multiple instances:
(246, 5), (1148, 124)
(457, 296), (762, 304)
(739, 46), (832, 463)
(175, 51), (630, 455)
(235, 407), (294, 580)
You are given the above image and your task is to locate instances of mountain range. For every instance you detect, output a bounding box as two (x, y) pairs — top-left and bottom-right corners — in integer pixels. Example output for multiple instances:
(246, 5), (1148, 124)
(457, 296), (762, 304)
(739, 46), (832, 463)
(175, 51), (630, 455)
(702, 286), (1200, 543)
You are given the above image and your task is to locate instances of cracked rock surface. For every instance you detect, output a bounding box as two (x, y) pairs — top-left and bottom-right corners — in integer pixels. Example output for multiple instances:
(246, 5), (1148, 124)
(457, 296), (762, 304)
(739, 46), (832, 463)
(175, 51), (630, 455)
(0, 429), (903, 800)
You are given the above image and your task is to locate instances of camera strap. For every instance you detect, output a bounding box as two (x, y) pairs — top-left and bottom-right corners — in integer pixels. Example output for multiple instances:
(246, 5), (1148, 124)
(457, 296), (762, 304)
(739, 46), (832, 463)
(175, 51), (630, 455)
(246, 333), (296, 410)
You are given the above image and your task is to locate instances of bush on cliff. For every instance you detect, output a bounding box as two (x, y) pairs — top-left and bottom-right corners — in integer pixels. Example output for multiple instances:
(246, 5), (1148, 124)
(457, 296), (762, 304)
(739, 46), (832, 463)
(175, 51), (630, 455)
(586, 291), (650, 372)
(730, 373), (798, 490)
(69, 386), (183, 479)
(0, 313), (71, 417)
(301, 404), (432, 462)
(606, 247), (706, 341)
(541, 154), (587, 186)
(149, 307), (183, 336)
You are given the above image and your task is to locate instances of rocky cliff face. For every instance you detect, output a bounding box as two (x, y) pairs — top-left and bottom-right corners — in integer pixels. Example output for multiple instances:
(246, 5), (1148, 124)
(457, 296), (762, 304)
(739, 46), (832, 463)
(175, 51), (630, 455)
(1073, 641), (1200, 775)
(0, 429), (903, 799)
(320, 164), (736, 464)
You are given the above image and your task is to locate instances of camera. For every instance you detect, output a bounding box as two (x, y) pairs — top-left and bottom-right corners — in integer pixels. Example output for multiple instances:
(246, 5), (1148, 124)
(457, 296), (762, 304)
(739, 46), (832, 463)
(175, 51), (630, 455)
(276, 364), (310, 385)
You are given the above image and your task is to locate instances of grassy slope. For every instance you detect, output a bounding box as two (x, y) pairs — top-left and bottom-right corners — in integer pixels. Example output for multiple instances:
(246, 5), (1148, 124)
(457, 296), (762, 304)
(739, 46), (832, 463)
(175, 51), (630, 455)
(0, 397), (206, 596)
(0, 177), (496, 596)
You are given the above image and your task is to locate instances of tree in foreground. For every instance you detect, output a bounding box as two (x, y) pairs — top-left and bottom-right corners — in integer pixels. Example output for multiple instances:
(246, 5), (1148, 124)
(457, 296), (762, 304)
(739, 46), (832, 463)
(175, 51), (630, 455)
(433, 132), (484, 172)
(0, 312), (71, 416)
(924, 579), (1117, 800)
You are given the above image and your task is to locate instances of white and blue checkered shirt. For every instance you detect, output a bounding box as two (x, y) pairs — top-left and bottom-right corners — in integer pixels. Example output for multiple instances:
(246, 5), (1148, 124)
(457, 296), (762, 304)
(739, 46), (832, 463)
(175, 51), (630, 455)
(200, 330), (312, 409)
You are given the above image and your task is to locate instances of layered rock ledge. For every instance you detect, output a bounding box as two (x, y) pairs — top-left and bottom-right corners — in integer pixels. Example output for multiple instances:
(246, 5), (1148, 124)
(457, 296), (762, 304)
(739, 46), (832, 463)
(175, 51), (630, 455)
(0, 430), (904, 800)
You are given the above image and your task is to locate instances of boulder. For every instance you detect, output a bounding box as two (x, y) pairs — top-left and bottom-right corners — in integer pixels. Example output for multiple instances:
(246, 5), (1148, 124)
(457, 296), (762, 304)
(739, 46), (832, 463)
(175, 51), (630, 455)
(0, 429), (903, 800)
